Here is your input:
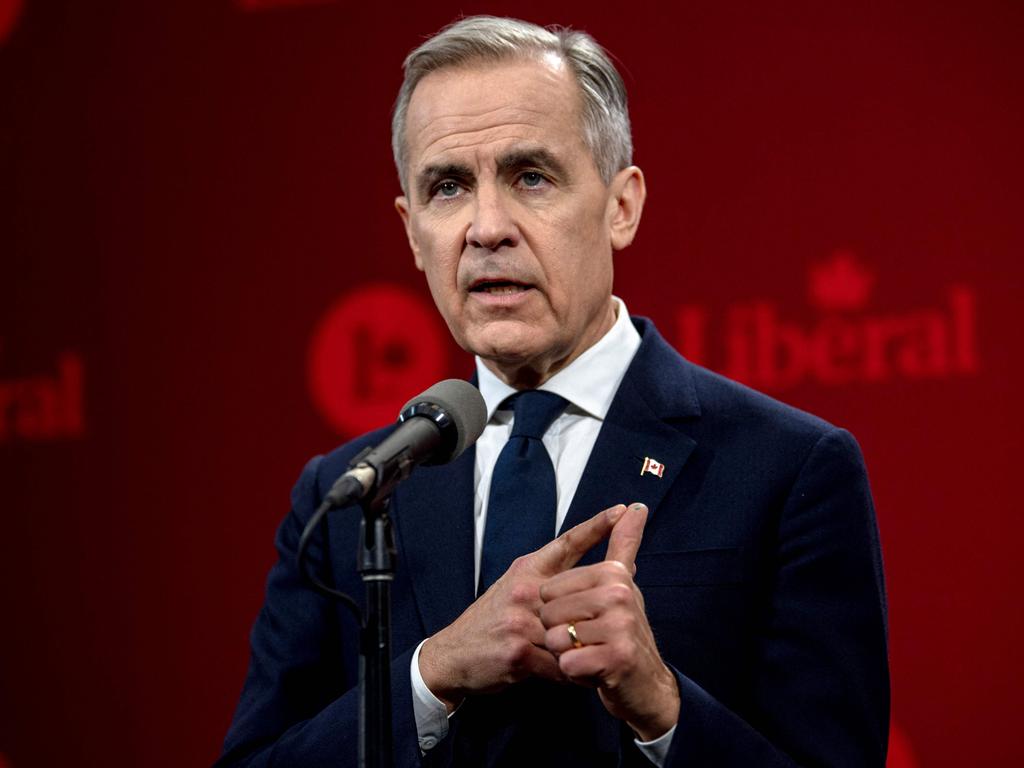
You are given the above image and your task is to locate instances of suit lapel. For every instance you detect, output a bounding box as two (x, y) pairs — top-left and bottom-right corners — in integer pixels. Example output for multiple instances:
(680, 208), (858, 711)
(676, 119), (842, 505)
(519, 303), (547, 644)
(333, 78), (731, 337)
(559, 319), (701, 565)
(391, 446), (477, 635)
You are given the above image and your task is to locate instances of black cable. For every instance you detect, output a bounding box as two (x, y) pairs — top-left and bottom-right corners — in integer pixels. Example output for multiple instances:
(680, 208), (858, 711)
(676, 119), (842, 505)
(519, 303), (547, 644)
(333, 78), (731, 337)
(297, 494), (364, 626)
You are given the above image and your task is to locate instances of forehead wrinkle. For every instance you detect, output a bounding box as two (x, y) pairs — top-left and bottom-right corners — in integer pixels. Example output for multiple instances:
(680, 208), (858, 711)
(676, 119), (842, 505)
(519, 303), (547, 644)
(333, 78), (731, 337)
(414, 106), (552, 145)
(424, 102), (552, 124)
(410, 101), (563, 152)
(418, 125), (550, 164)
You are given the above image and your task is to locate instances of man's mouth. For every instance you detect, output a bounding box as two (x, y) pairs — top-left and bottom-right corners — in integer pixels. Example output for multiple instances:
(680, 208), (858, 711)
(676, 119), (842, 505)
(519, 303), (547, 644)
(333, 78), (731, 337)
(469, 280), (532, 295)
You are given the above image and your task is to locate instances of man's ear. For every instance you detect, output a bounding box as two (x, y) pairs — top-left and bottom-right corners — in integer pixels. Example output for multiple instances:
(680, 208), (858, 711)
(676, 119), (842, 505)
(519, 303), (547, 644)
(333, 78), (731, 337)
(395, 196), (424, 271)
(606, 166), (647, 251)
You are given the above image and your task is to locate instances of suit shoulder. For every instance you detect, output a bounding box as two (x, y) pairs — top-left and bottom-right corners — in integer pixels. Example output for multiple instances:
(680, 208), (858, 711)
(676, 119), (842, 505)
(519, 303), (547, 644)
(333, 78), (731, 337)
(683, 360), (853, 456)
(632, 317), (848, 455)
(670, 361), (873, 509)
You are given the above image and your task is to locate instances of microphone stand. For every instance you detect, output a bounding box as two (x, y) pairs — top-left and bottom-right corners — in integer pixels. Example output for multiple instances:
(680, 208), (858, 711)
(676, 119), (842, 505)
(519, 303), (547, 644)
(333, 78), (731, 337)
(358, 494), (397, 768)
(297, 381), (485, 768)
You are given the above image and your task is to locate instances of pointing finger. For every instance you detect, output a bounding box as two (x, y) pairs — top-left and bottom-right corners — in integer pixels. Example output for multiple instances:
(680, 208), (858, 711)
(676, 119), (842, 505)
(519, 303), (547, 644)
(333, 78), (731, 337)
(531, 504), (626, 576)
(605, 503), (648, 568)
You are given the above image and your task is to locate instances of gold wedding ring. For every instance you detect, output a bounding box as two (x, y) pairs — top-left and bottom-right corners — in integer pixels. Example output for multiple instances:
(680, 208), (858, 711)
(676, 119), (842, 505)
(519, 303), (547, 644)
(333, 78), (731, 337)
(567, 623), (583, 649)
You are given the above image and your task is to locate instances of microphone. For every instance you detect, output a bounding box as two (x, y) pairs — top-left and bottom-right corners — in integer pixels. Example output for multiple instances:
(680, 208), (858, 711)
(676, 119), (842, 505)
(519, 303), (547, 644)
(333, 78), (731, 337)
(324, 378), (487, 508)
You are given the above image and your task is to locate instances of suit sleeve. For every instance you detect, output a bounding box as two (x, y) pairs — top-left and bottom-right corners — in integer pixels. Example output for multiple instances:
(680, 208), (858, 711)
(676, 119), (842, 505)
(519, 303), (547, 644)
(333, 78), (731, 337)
(664, 427), (890, 767)
(216, 455), (424, 768)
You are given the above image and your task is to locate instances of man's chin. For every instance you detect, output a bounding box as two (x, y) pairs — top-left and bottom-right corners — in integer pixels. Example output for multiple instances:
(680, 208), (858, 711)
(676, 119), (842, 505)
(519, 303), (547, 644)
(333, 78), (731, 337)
(472, 344), (541, 368)
(461, 323), (548, 363)
(463, 331), (573, 388)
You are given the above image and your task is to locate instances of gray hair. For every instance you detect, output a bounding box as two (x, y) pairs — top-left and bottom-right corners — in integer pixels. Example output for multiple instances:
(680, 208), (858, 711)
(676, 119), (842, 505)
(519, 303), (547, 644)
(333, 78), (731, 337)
(391, 15), (633, 194)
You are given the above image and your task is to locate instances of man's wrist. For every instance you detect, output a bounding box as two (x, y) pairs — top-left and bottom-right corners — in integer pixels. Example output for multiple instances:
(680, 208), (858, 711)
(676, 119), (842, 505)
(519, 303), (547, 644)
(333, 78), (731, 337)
(410, 640), (455, 752)
(418, 634), (464, 714)
(627, 665), (680, 741)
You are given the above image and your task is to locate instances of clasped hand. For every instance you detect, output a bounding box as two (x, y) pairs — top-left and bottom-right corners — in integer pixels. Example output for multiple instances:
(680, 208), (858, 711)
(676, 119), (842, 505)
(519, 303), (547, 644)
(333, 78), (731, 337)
(418, 503), (680, 741)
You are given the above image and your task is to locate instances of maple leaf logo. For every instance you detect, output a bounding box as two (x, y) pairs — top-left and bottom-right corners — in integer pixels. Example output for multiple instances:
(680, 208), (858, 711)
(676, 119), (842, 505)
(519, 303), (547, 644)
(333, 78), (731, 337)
(809, 250), (875, 311)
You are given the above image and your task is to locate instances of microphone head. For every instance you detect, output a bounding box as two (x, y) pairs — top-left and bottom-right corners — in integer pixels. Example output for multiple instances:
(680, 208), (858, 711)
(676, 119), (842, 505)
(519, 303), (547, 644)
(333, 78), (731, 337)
(399, 379), (487, 464)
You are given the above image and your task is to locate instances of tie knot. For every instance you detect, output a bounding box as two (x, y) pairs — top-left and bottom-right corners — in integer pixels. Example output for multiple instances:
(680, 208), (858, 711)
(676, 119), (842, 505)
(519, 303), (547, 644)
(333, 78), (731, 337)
(506, 390), (569, 439)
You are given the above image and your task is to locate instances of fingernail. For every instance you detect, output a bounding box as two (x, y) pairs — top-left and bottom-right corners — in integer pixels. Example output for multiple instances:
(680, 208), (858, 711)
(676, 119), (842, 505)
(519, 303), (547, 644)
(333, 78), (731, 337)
(608, 504), (626, 522)
(630, 502), (647, 511)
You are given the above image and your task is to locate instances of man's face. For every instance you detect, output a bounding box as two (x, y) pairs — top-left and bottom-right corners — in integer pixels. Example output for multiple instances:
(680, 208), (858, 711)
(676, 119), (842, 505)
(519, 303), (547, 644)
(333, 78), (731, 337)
(395, 55), (644, 387)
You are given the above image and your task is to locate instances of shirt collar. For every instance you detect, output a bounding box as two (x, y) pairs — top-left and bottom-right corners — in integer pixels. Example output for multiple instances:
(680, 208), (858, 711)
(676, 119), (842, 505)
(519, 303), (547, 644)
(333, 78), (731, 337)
(476, 296), (642, 422)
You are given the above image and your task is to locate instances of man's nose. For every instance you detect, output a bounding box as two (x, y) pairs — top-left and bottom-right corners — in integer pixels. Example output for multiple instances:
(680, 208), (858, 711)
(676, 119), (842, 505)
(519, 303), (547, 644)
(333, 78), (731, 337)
(465, 184), (519, 251)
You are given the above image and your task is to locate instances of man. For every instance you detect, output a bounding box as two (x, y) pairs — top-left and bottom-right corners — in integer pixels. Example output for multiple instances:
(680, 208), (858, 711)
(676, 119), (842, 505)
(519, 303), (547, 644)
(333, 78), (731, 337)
(219, 16), (889, 767)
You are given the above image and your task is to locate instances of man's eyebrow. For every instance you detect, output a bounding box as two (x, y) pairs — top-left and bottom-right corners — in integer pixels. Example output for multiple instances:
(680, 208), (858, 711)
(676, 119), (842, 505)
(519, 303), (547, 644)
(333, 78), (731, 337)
(497, 149), (568, 179)
(415, 163), (473, 200)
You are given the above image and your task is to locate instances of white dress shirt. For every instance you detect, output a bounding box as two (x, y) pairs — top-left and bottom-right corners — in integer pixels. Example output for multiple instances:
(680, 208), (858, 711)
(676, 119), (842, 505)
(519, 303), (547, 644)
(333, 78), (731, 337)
(410, 298), (675, 764)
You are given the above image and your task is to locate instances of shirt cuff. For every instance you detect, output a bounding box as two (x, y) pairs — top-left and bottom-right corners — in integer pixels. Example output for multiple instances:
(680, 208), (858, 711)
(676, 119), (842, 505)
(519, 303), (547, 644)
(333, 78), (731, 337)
(634, 724), (676, 767)
(410, 639), (451, 752)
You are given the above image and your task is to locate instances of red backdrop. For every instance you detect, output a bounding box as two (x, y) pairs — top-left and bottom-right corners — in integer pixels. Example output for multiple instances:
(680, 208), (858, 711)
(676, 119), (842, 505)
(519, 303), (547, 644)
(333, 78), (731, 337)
(2, 1), (1022, 766)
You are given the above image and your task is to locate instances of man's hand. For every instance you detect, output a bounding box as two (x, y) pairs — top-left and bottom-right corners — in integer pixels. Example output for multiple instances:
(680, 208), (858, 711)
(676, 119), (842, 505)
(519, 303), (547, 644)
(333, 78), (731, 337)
(539, 503), (680, 742)
(418, 504), (628, 713)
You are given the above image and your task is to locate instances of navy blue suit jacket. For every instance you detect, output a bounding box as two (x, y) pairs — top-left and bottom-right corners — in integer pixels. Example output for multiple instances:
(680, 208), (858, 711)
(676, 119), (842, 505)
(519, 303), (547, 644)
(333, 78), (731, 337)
(219, 318), (889, 767)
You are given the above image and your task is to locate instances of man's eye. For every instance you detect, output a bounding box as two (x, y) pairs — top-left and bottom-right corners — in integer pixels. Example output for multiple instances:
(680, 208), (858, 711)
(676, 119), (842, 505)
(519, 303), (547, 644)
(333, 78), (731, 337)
(520, 172), (545, 188)
(435, 181), (461, 198)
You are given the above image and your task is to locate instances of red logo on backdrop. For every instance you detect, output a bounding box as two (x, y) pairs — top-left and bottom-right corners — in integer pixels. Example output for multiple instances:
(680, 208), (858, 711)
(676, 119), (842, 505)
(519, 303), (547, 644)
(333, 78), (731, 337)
(308, 283), (447, 436)
(0, 0), (22, 46)
(0, 349), (85, 442)
(675, 250), (979, 390)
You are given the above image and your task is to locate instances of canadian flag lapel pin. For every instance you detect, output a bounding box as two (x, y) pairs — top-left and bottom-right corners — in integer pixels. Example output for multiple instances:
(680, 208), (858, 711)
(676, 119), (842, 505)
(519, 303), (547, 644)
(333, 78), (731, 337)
(641, 456), (665, 478)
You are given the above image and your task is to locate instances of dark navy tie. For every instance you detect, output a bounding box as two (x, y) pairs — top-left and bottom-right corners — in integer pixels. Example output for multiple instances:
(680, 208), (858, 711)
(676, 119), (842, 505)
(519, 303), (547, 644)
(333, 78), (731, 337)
(478, 390), (569, 594)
